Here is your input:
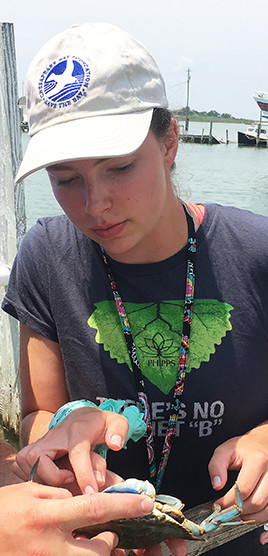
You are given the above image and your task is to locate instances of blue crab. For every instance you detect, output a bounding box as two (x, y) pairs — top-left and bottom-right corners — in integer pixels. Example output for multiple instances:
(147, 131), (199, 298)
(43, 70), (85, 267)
(74, 478), (249, 549)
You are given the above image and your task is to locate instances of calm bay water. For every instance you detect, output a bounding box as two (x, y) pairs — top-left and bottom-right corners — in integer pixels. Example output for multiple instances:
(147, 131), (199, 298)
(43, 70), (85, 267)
(22, 121), (268, 230)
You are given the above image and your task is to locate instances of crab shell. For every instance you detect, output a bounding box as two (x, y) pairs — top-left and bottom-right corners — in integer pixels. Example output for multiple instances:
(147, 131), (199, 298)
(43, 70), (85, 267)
(73, 479), (205, 548)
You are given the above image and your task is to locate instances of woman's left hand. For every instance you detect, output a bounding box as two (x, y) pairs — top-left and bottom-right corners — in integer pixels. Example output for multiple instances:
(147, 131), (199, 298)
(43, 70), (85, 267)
(13, 406), (130, 493)
(208, 421), (268, 523)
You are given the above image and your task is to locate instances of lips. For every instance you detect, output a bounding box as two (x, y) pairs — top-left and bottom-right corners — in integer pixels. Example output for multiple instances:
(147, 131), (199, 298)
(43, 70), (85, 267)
(92, 221), (127, 240)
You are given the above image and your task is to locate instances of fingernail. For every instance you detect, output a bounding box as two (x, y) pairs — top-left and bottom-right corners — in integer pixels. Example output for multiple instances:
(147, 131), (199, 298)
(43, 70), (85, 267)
(110, 434), (123, 448)
(140, 496), (154, 513)
(94, 470), (104, 484)
(212, 476), (222, 489)
(84, 485), (95, 494)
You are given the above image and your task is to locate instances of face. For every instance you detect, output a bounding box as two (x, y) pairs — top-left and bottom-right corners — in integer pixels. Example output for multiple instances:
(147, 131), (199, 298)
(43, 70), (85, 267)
(47, 126), (179, 263)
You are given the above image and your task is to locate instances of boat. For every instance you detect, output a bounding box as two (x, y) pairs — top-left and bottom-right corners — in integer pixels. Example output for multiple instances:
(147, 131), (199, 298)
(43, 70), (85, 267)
(253, 91), (268, 118)
(237, 122), (268, 147)
(237, 91), (268, 146)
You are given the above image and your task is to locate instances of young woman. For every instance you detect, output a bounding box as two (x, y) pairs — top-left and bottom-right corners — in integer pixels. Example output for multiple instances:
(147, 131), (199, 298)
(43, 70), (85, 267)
(2, 22), (268, 555)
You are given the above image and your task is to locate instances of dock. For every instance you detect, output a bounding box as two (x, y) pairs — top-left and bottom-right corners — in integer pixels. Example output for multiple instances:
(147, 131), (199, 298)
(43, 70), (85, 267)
(179, 133), (220, 145)
(178, 120), (220, 145)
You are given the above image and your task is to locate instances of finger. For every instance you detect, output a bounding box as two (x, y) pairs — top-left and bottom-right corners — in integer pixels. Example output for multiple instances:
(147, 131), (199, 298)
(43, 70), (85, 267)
(68, 531), (119, 555)
(165, 538), (188, 556)
(104, 413), (129, 452)
(13, 446), (39, 480)
(208, 445), (231, 490)
(49, 491), (154, 531)
(102, 470), (124, 490)
(232, 460), (264, 498)
(31, 454), (75, 485)
(91, 452), (108, 489)
(18, 481), (73, 500)
(12, 459), (29, 481)
(232, 464), (267, 507)
(68, 432), (98, 494)
(260, 529), (268, 545)
(15, 443), (67, 483)
(240, 473), (268, 518)
(242, 506), (268, 522)
(240, 473), (268, 519)
(216, 472), (268, 514)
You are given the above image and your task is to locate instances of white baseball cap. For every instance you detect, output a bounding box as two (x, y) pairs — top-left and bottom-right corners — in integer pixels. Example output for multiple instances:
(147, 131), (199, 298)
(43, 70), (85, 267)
(16, 22), (168, 183)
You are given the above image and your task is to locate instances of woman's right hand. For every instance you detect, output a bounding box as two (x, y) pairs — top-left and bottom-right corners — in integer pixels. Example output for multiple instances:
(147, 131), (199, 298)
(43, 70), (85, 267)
(13, 406), (130, 493)
(0, 481), (155, 556)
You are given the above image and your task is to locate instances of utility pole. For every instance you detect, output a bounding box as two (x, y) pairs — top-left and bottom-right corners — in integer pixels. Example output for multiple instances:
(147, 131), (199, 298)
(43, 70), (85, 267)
(185, 68), (191, 131)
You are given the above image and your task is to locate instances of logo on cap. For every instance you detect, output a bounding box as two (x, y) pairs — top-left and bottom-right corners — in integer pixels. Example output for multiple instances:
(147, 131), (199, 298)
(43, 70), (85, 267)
(38, 56), (91, 108)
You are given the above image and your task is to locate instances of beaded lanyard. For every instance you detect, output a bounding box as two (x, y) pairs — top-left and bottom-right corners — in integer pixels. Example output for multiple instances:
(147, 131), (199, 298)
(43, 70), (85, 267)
(100, 203), (196, 493)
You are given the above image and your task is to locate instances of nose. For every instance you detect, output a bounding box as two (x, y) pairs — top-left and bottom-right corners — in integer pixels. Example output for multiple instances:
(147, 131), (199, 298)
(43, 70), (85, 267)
(84, 179), (112, 216)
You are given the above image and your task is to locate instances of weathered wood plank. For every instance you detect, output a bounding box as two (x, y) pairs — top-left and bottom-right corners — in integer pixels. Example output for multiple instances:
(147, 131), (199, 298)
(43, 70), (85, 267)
(127, 497), (263, 555)
(1, 22), (26, 247)
(0, 22), (25, 435)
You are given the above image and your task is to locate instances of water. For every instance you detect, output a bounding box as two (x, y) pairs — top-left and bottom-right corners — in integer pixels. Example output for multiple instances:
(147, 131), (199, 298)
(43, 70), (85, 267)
(21, 122), (268, 230)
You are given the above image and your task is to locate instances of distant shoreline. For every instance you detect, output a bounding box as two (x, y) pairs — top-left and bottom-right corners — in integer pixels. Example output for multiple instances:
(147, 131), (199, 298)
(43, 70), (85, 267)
(174, 107), (254, 125)
(176, 115), (253, 124)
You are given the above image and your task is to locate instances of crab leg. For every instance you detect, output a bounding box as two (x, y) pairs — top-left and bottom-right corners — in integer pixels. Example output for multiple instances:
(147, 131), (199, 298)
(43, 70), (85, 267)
(199, 484), (244, 534)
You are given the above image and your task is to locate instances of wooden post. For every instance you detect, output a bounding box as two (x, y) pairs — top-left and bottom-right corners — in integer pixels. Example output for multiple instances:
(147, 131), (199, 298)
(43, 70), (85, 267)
(256, 109), (262, 147)
(0, 22), (26, 436)
(209, 121), (213, 143)
(185, 68), (191, 132)
(226, 130), (229, 144)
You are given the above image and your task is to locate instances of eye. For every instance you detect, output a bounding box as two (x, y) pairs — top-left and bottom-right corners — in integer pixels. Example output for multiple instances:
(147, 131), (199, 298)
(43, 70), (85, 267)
(57, 177), (76, 186)
(56, 175), (83, 187)
(112, 162), (134, 173)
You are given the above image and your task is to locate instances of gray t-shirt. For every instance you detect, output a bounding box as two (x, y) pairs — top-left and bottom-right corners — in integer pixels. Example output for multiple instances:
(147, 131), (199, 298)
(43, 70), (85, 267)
(2, 203), (268, 554)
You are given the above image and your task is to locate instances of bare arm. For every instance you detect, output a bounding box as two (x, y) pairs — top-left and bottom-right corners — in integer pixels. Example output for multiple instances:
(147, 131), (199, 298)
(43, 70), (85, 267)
(18, 324), (130, 493)
(20, 323), (69, 445)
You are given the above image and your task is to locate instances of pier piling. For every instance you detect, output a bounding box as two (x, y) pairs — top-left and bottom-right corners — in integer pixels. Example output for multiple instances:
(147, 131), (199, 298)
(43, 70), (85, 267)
(0, 22), (26, 436)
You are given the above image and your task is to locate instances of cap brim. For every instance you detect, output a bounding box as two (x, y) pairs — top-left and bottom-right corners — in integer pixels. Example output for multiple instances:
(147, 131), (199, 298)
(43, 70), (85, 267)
(16, 109), (153, 183)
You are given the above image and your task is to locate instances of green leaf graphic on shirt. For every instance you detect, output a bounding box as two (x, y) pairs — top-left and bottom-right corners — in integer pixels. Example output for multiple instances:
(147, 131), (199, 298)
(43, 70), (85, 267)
(88, 299), (233, 394)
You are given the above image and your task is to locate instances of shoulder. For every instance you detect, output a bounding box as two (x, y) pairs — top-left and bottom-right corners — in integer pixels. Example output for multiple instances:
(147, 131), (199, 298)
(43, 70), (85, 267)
(19, 215), (93, 257)
(17, 216), (101, 284)
(21, 215), (75, 244)
(200, 204), (268, 277)
(202, 203), (268, 237)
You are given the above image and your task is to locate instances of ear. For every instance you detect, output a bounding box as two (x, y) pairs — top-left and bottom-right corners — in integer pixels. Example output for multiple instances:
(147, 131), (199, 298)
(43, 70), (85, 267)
(163, 118), (179, 168)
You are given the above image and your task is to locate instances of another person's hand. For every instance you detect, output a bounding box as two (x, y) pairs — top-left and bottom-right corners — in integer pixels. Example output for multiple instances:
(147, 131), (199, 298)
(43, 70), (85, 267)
(13, 407), (129, 494)
(132, 537), (187, 556)
(208, 422), (268, 545)
(0, 480), (155, 556)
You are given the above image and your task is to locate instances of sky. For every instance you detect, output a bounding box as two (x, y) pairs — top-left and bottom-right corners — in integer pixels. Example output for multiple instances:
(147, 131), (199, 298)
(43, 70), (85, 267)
(2, 0), (268, 120)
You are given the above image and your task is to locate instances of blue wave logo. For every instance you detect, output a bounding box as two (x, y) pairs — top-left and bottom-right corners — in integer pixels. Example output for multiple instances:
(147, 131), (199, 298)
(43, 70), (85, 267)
(39, 56), (91, 107)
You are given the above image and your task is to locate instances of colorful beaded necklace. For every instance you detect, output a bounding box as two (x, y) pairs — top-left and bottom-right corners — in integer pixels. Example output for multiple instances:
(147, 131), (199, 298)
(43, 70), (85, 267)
(100, 202), (196, 492)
